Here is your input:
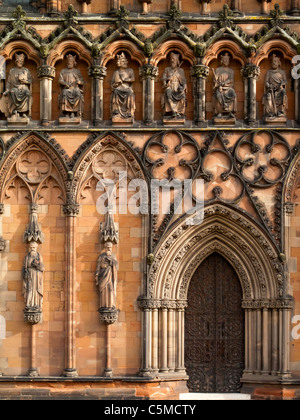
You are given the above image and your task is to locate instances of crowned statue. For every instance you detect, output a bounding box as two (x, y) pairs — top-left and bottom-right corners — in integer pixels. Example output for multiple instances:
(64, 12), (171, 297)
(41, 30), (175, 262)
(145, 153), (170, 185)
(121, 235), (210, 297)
(161, 52), (187, 123)
(1, 53), (32, 125)
(58, 54), (84, 124)
(212, 52), (237, 124)
(263, 54), (288, 123)
(111, 53), (136, 124)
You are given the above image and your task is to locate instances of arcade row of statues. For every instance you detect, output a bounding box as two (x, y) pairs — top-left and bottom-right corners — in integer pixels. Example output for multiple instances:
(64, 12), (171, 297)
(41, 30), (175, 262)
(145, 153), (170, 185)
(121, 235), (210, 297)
(0, 51), (289, 124)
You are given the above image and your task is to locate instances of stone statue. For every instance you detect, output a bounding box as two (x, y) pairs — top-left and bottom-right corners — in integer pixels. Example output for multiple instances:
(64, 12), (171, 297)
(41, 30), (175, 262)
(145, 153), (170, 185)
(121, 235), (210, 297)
(95, 241), (118, 309)
(58, 54), (84, 122)
(161, 52), (187, 120)
(3, 53), (32, 124)
(22, 241), (44, 310)
(212, 52), (237, 123)
(263, 54), (288, 122)
(111, 53), (136, 122)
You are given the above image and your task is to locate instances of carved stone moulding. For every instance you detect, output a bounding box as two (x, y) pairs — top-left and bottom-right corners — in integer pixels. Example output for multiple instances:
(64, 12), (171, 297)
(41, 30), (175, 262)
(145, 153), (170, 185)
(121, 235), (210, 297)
(98, 307), (119, 324)
(23, 307), (42, 325)
(0, 237), (6, 252)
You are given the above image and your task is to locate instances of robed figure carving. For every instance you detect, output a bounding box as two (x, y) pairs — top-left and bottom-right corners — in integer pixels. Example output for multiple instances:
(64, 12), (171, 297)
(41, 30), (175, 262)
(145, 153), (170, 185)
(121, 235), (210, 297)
(212, 53), (237, 123)
(95, 242), (118, 310)
(111, 53), (136, 122)
(161, 52), (187, 120)
(3, 53), (32, 123)
(263, 54), (288, 122)
(22, 242), (44, 310)
(59, 54), (84, 121)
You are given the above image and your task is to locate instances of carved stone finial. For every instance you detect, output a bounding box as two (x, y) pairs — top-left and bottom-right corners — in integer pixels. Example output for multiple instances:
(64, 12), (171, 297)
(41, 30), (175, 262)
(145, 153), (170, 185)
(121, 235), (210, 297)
(23, 205), (44, 244)
(100, 212), (119, 244)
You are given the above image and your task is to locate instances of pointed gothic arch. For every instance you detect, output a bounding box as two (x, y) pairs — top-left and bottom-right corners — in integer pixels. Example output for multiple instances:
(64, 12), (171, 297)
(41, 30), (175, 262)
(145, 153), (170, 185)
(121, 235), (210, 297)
(139, 203), (293, 385)
(0, 132), (69, 204)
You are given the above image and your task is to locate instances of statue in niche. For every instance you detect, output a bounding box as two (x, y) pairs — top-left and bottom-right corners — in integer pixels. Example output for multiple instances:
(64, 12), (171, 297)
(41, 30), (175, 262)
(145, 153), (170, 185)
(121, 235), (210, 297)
(161, 52), (187, 122)
(111, 52), (136, 123)
(263, 54), (288, 123)
(22, 241), (44, 310)
(58, 54), (84, 123)
(95, 241), (118, 310)
(212, 52), (237, 124)
(2, 53), (32, 125)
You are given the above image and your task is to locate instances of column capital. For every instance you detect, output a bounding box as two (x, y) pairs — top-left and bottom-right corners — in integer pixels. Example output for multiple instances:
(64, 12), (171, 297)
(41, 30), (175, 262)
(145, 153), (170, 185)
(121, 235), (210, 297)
(139, 64), (159, 80)
(88, 65), (107, 79)
(62, 202), (80, 216)
(0, 204), (4, 215)
(241, 64), (260, 79)
(37, 65), (56, 79)
(190, 64), (209, 79)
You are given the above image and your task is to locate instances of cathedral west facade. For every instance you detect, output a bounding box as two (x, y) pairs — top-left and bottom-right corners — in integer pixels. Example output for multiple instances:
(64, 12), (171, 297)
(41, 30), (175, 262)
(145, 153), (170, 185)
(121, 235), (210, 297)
(0, 0), (300, 400)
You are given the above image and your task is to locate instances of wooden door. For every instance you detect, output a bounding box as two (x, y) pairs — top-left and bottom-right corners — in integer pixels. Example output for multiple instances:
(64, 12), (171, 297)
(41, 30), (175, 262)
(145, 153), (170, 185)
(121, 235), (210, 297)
(185, 252), (244, 393)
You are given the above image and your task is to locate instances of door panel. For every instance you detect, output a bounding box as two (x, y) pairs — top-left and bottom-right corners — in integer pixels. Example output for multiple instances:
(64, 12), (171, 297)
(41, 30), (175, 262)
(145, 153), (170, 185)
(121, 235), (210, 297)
(185, 252), (244, 393)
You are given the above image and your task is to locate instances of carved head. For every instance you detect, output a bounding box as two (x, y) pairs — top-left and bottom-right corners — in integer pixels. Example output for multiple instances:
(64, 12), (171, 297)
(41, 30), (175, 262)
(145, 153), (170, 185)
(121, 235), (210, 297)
(170, 52), (180, 68)
(15, 53), (25, 67)
(104, 241), (113, 256)
(66, 54), (77, 69)
(220, 52), (231, 67)
(271, 54), (281, 69)
(117, 52), (128, 68)
(29, 241), (38, 253)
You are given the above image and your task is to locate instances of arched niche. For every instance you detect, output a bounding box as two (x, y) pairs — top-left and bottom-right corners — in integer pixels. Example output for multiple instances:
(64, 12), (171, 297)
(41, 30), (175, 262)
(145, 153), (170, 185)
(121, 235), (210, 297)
(204, 41), (246, 123)
(0, 132), (69, 205)
(101, 41), (145, 123)
(255, 41), (295, 122)
(0, 41), (41, 121)
(49, 40), (92, 122)
(151, 41), (195, 122)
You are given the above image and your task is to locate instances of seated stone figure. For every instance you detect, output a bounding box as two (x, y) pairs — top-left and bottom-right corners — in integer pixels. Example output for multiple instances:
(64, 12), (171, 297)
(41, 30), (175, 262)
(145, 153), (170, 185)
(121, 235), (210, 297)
(212, 52), (237, 124)
(3, 53), (32, 124)
(161, 52), (187, 121)
(111, 53), (136, 123)
(263, 54), (288, 123)
(58, 54), (84, 122)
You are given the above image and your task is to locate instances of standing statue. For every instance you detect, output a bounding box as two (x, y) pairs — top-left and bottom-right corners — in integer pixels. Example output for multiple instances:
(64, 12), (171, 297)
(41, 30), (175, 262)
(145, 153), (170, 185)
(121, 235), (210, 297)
(3, 53), (32, 123)
(111, 53), (136, 122)
(263, 54), (288, 122)
(161, 52), (187, 120)
(212, 52), (237, 123)
(22, 242), (44, 310)
(95, 242), (118, 310)
(58, 54), (84, 122)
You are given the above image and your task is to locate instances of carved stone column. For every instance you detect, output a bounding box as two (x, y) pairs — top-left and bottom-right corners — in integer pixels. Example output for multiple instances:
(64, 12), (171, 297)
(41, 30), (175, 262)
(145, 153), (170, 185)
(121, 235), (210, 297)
(241, 64), (260, 126)
(295, 77), (300, 125)
(258, 0), (271, 14)
(78, 0), (92, 14)
(199, 0), (211, 15)
(288, 0), (300, 15)
(37, 65), (56, 126)
(47, 0), (61, 15)
(139, 65), (159, 126)
(62, 202), (80, 377)
(88, 64), (107, 127)
(190, 64), (209, 125)
(138, 0), (153, 14)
